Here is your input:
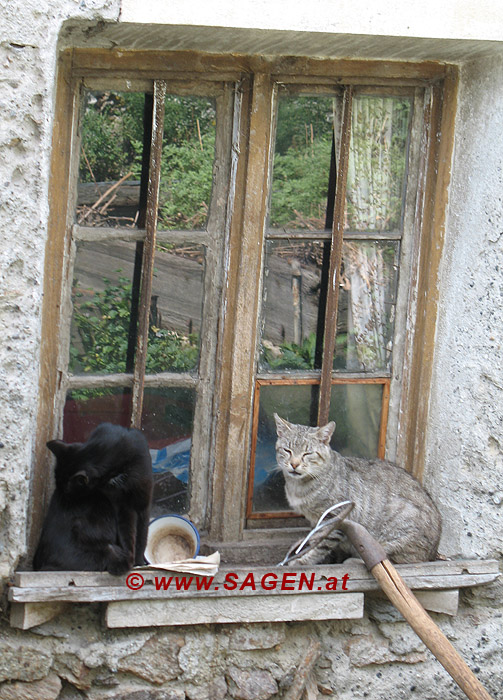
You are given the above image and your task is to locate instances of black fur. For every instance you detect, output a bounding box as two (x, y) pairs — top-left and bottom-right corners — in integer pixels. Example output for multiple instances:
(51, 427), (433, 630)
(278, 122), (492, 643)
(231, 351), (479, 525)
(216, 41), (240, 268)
(33, 423), (153, 575)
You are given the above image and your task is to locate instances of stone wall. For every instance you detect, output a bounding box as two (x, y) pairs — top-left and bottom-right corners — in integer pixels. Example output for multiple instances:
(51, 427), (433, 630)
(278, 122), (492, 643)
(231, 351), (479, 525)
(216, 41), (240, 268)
(0, 596), (501, 699)
(1, 1), (503, 698)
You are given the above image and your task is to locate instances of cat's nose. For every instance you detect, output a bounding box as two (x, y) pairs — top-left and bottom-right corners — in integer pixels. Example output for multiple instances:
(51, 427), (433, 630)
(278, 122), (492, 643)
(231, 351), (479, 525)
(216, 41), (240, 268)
(290, 458), (301, 470)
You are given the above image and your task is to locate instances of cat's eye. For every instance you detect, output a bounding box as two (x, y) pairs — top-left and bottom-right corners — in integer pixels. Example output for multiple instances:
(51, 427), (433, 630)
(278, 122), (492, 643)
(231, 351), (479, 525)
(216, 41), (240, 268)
(72, 472), (89, 487)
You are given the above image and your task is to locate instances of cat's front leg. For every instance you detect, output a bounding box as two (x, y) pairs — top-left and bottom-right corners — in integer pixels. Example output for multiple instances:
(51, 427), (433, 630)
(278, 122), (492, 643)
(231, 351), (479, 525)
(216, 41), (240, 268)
(115, 505), (137, 570)
(286, 530), (347, 566)
(105, 544), (132, 576)
(134, 507), (150, 566)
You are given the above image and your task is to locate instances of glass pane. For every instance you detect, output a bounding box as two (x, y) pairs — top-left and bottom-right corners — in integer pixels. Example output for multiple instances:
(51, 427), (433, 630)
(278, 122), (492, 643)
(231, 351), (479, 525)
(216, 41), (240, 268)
(252, 384), (316, 513)
(269, 96), (337, 230)
(260, 240), (324, 371)
(70, 240), (138, 375)
(334, 241), (400, 373)
(146, 244), (204, 373)
(158, 95), (217, 231)
(63, 388), (132, 442)
(328, 383), (383, 459)
(251, 382), (384, 513)
(142, 387), (195, 517)
(78, 91), (145, 228)
(346, 95), (412, 232)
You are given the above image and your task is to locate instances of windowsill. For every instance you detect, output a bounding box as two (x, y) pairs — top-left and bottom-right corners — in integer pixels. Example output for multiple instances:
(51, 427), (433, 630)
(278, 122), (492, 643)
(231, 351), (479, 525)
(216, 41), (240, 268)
(9, 559), (499, 629)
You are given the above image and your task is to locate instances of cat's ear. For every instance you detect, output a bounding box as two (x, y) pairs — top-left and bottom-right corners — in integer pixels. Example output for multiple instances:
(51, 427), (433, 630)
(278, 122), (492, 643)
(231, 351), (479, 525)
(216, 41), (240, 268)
(316, 421), (335, 444)
(47, 440), (70, 461)
(274, 413), (293, 438)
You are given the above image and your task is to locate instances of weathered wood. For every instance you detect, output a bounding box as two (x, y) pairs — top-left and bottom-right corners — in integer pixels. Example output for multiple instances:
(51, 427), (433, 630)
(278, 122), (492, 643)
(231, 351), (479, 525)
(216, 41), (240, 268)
(131, 80), (167, 426)
(9, 602), (69, 630)
(400, 69), (459, 480)
(318, 86), (353, 425)
(69, 49), (449, 84)
(13, 559), (499, 587)
(10, 560), (499, 603)
(188, 83), (245, 530)
(209, 73), (274, 542)
(29, 51), (80, 555)
(105, 592), (364, 628)
(68, 373), (198, 391)
(78, 180), (141, 208)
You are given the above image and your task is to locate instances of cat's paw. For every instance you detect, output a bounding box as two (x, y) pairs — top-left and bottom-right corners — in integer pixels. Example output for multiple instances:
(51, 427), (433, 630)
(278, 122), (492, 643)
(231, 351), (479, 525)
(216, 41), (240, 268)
(106, 544), (133, 576)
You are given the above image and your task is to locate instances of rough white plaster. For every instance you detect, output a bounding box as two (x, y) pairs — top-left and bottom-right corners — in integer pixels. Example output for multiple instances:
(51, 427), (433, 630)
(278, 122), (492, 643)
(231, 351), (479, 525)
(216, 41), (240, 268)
(426, 54), (503, 565)
(1, 2), (503, 698)
(0, 0), (120, 572)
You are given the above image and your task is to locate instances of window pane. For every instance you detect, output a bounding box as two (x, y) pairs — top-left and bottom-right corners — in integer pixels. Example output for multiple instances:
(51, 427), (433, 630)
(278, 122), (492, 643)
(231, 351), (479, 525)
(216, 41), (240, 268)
(70, 241), (138, 375)
(328, 383), (383, 459)
(269, 96), (336, 230)
(63, 388), (132, 442)
(259, 240), (324, 371)
(334, 241), (400, 373)
(346, 96), (412, 232)
(251, 382), (384, 513)
(158, 95), (216, 231)
(146, 244), (204, 373)
(78, 91), (144, 228)
(142, 387), (196, 517)
(252, 384), (316, 513)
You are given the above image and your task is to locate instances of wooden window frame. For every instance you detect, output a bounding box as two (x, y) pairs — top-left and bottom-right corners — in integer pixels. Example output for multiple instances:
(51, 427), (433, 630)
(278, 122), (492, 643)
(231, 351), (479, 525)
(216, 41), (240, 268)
(31, 49), (458, 566)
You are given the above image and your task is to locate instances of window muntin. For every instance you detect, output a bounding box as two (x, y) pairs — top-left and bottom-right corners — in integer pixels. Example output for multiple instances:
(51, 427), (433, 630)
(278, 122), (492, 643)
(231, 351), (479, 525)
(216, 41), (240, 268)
(249, 86), (415, 518)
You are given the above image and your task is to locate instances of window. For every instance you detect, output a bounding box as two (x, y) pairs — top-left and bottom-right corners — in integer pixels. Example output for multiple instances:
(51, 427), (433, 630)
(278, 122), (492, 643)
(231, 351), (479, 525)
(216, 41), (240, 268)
(249, 88), (414, 519)
(33, 52), (457, 563)
(66, 81), (234, 526)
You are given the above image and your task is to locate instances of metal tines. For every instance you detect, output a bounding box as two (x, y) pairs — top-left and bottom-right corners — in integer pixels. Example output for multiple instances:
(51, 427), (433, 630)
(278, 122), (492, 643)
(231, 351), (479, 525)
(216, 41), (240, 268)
(277, 500), (354, 566)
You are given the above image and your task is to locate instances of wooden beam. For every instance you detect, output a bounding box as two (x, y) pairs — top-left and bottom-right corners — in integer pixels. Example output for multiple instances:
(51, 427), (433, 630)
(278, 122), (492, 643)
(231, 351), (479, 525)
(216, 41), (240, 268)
(401, 67), (459, 480)
(29, 51), (80, 556)
(69, 49), (449, 84)
(106, 592), (364, 628)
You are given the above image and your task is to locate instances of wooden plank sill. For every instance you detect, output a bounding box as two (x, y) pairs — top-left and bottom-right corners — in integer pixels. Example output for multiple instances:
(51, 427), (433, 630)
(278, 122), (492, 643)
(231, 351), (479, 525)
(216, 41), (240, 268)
(8, 559), (499, 629)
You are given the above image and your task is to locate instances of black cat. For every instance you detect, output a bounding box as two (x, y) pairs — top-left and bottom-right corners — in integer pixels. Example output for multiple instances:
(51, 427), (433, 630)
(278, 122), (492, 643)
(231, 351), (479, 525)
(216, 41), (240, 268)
(33, 423), (153, 574)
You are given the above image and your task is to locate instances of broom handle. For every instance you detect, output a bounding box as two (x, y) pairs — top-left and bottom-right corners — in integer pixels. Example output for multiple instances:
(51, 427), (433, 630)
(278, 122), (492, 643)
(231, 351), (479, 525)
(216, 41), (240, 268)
(341, 520), (493, 700)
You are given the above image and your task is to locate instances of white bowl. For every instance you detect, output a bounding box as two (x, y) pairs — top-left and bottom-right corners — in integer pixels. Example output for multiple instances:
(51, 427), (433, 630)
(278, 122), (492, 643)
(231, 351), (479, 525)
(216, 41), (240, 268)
(145, 515), (200, 564)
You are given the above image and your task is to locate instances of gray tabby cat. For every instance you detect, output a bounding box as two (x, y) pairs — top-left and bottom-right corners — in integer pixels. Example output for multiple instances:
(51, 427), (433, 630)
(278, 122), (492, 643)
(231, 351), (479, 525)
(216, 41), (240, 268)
(274, 414), (441, 565)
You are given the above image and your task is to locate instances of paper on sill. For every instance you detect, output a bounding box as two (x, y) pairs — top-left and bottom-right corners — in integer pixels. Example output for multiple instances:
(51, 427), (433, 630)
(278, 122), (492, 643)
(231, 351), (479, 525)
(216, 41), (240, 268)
(136, 551), (220, 577)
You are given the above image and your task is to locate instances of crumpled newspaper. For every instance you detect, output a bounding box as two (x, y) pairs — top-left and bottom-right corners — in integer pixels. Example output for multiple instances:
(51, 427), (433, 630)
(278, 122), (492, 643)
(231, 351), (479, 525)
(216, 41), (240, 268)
(136, 551), (220, 577)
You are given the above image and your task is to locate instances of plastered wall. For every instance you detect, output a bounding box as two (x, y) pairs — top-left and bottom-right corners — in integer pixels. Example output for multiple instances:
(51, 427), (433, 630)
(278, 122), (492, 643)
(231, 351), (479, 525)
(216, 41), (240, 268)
(0, 2), (502, 699)
(427, 54), (503, 561)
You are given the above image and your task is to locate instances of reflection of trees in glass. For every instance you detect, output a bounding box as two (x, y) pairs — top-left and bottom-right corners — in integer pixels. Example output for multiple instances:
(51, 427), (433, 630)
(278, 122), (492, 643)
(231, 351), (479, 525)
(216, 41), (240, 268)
(347, 97), (411, 231)
(339, 242), (399, 372)
(269, 95), (411, 232)
(270, 97), (335, 229)
(79, 92), (145, 183)
(70, 275), (199, 375)
(79, 92), (216, 230)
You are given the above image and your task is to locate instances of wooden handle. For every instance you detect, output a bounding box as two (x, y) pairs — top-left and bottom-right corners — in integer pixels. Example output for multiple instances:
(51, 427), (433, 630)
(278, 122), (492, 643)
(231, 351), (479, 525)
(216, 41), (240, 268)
(372, 559), (493, 700)
(340, 521), (493, 700)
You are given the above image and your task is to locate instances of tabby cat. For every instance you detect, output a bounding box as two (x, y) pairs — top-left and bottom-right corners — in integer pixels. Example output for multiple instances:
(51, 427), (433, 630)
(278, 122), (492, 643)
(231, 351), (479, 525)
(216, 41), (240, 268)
(274, 414), (441, 565)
